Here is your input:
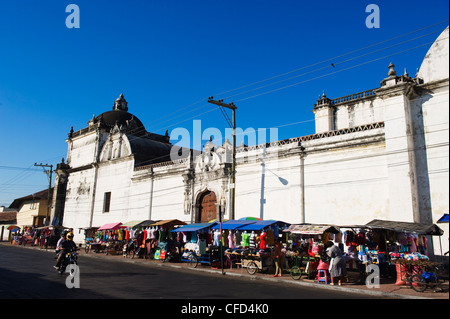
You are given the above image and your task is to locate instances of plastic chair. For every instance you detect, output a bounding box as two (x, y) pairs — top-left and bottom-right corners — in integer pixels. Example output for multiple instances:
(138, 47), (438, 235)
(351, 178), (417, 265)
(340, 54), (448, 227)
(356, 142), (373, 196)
(317, 269), (330, 284)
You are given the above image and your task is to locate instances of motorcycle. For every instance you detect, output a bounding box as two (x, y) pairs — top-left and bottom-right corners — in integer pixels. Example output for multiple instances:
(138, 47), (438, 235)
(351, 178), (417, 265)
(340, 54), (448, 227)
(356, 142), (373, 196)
(59, 249), (78, 275)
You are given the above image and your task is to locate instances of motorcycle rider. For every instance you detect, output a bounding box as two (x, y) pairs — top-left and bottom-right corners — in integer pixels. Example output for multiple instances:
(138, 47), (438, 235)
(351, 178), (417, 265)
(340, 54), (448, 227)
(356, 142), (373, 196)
(54, 231), (67, 264)
(54, 232), (78, 271)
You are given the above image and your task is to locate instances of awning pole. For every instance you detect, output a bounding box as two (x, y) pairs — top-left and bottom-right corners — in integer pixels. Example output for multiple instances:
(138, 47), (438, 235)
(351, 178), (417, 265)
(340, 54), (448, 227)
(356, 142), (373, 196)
(217, 203), (225, 275)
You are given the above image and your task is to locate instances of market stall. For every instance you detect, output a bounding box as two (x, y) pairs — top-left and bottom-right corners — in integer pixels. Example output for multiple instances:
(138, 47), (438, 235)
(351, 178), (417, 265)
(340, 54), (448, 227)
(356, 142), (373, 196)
(283, 224), (340, 280)
(34, 225), (71, 249)
(80, 227), (100, 253)
(173, 222), (220, 267)
(235, 220), (289, 274)
(9, 225), (21, 244)
(361, 219), (444, 286)
(148, 219), (186, 260)
(121, 220), (156, 258)
(210, 220), (258, 269)
(96, 222), (126, 255)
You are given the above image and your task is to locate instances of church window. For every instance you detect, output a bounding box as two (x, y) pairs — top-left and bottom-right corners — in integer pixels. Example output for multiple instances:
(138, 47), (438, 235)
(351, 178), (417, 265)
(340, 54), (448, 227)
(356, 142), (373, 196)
(103, 192), (111, 213)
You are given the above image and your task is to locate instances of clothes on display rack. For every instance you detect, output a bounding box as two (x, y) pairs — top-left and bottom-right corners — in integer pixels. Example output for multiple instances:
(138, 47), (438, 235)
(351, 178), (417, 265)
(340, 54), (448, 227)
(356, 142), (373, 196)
(249, 231), (256, 249)
(241, 232), (250, 247)
(260, 231), (267, 250)
(213, 230), (220, 246)
(227, 231), (234, 249)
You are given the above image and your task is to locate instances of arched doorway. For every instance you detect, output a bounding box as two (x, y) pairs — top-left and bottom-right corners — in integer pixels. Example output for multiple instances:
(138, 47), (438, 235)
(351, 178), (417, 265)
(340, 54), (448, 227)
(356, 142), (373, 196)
(197, 190), (217, 223)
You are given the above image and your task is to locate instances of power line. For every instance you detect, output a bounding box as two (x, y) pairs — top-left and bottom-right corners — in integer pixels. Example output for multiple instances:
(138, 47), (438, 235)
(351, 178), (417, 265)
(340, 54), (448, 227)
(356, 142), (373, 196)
(234, 39), (447, 102)
(221, 29), (443, 101)
(210, 20), (448, 100)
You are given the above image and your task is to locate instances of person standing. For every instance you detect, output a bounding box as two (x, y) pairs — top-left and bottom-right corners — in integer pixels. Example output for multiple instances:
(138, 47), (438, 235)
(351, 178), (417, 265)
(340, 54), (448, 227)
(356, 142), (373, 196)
(272, 240), (283, 277)
(325, 241), (346, 286)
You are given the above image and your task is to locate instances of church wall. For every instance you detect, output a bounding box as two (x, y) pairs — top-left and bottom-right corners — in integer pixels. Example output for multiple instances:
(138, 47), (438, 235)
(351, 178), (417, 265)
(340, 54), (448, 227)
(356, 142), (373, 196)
(234, 155), (301, 223)
(334, 98), (385, 130)
(67, 132), (99, 168)
(420, 83), (449, 220)
(91, 158), (134, 227)
(417, 82), (449, 256)
(63, 168), (95, 242)
(151, 173), (186, 222)
(379, 93), (420, 223)
(302, 138), (389, 226)
(129, 176), (153, 221)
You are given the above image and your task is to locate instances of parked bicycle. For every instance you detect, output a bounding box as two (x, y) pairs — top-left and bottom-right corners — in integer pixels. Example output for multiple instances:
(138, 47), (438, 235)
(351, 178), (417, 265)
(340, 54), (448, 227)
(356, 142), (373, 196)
(408, 263), (448, 293)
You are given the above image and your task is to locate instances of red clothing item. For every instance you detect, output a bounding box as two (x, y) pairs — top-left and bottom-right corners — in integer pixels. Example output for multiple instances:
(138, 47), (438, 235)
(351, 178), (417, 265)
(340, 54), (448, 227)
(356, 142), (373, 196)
(260, 232), (267, 249)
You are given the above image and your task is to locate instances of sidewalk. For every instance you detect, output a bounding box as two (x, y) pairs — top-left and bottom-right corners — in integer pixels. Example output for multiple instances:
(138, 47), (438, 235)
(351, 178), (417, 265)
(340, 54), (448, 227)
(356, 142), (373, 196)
(3, 242), (448, 299)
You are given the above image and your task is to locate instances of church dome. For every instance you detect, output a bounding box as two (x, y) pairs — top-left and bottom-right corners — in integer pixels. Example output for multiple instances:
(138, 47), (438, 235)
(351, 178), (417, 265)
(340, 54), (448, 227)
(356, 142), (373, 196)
(417, 26), (449, 83)
(95, 94), (146, 136)
(96, 110), (145, 129)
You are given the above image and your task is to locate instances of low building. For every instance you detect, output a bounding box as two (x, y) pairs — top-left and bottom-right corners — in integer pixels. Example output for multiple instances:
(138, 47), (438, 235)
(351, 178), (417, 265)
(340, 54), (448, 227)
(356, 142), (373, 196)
(0, 206), (17, 241)
(9, 188), (54, 228)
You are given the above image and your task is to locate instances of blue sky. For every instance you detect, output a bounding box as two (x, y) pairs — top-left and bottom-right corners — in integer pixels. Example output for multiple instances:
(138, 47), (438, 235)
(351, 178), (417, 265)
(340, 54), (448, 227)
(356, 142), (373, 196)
(0, 0), (448, 206)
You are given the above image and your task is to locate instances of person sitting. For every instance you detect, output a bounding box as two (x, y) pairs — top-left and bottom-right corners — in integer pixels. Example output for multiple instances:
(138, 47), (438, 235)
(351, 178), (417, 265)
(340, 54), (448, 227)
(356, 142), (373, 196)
(54, 232), (78, 270)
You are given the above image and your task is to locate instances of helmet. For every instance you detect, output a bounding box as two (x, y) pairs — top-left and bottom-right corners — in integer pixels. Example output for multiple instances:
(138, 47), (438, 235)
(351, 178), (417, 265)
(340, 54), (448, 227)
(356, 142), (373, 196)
(67, 232), (74, 240)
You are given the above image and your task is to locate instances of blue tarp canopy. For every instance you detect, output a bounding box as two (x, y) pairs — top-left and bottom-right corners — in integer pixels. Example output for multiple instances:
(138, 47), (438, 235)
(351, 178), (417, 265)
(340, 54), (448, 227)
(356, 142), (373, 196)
(237, 220), (288, 231)
(437, 213), (449, 223)
(210, 220), (257, 230)
(171, 222), (217, 232)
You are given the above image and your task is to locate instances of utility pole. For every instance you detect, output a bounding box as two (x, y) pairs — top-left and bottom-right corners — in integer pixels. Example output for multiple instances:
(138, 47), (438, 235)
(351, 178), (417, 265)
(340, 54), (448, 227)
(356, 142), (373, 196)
(34, 163), (53, 226)
(207, 97), (237, 220)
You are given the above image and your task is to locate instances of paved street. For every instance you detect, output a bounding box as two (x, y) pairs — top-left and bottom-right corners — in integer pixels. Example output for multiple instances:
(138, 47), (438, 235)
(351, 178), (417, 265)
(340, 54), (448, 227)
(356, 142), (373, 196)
(0, 244), (373, 300)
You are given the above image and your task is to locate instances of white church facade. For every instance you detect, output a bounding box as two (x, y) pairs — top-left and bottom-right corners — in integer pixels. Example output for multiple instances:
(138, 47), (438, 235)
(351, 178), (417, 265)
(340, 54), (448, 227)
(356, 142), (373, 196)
(51, 27), (449, 258)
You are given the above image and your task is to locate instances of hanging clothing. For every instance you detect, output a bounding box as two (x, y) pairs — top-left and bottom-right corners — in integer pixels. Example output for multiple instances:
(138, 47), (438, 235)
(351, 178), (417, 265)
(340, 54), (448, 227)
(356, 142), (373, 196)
(228, 232), (234, 249)
(234, 231), (242, 247)
(260, 232), (267, 250)
(249, 232), (257, 248)
(322, 232), (330, 244)
(221, 230), (228, 247)
(213, 231), (220, 246)
(143, 229), (148, 242)
(198, 239), (207, 254)
(207, 231), (212, 245)
(242, 233), (250, 247)
(266, 229), (275, 246)
(272, 227), (279, 239)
